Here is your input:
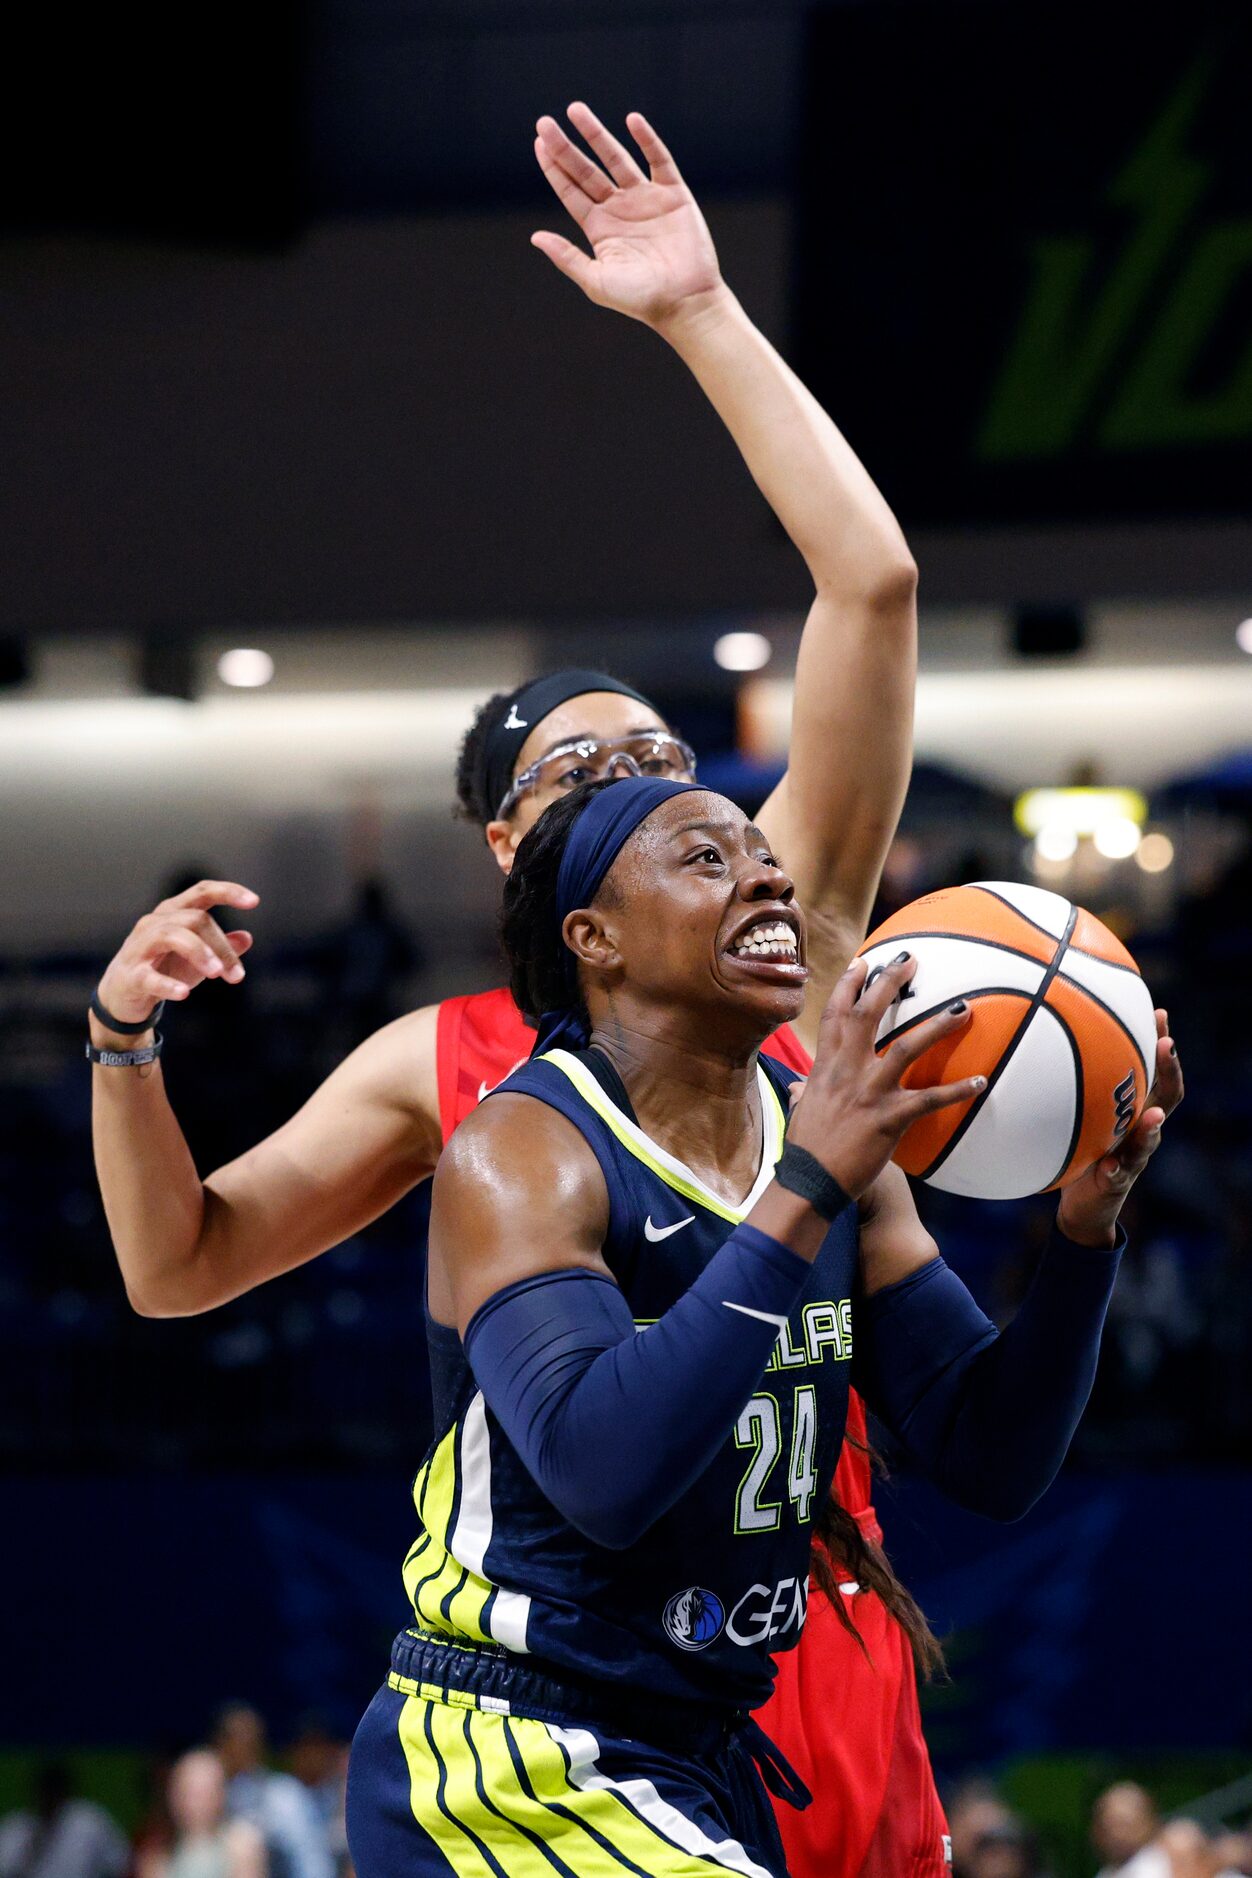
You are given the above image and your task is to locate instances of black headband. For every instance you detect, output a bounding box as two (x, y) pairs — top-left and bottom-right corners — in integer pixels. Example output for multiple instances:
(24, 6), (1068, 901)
(480, 668), (659, 822)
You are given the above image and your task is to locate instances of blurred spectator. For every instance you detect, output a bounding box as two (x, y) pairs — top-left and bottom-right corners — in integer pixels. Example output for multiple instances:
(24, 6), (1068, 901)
(136, 1751), (265, 1878)
(0, 1761), (128, 1878)
(949, 1780), (1019, 1876)
(213, 1707), (333, 1878)
(966, 1818), (1049, 1878)
(287, 1719), (349, 1877)
(1093, 1782), (1169, 1877)
(325, 878), (423, 1045)
(1155, 1818), (1251, 1878)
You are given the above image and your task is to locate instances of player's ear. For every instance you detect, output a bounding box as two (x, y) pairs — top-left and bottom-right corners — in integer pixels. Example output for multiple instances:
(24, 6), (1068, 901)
(563, 908), (622, 975)
(485, 819), (521, 874)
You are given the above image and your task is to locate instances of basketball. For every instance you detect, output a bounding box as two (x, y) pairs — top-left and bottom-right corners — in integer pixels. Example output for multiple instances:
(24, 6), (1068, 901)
(856, 881), (1159, 1199)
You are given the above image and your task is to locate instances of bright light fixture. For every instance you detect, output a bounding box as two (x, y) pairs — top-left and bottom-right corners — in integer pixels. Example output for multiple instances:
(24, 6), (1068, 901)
(1236, 619), (1252, 655)
(217, 648), (274, 688)
(1034, 822), (1078, 863)
(1136, 831), (1175, 873)
(1015, 786), (1147, 838)
(714, 631), (771, 673)
(1093, 815), (1142, 860)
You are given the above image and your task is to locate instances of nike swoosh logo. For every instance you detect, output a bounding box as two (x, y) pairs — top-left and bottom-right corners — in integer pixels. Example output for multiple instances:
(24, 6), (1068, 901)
(504, 707), (528, 729)
(643, 1214), (695, 1242)
(722, 1302), (790, 1329)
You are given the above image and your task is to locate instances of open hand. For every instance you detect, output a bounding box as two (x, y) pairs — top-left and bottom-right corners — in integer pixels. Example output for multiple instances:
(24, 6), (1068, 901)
(92, 879), (258, 1037)
(786, 953), (985, 1201)
(531, 103), (724, 329)
(1057, 1009), (1183, 1247)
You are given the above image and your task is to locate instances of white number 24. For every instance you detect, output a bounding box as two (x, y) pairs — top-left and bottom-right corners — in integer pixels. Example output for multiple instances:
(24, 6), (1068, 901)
(734, 1387), (819, 1532)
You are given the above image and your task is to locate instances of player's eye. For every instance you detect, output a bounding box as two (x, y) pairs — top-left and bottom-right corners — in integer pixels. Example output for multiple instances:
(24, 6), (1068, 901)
(687, 845), (722, 865)
(556, 764), (596, 788)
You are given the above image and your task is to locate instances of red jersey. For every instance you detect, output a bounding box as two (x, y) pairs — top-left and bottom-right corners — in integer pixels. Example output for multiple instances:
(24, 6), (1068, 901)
(435, 986), (949, 1877)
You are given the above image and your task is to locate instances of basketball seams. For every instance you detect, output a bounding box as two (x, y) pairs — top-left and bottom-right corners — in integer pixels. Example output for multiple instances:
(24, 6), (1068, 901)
(860, 929), (1053, 971)
(875, 986), (1032, 1051)
(1052, 967), (1154, 1081)
(919, 904), (1080, 1182)
(969, 882), (1065, 942)
(1063, 942), (1143, 980)
(1038, 1003), (1085, 1191)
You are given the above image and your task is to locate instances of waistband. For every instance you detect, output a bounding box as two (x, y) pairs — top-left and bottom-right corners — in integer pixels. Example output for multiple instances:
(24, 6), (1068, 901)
(388, 1628), (810, 1809)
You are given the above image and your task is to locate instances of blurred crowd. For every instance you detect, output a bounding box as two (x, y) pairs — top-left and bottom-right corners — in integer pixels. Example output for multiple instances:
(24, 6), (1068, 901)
(945, 1777), (1252, 1878)
(5, 1744), (1250, 1878)
(0, 1708), (350, 1878)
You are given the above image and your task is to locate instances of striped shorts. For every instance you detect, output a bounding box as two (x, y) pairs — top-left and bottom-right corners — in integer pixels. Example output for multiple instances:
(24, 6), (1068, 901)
(346, 1630), (800, 1878)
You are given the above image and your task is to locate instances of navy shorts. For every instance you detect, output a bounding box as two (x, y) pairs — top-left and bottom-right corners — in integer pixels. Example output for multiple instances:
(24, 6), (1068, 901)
(346, 1629), (802, 1878)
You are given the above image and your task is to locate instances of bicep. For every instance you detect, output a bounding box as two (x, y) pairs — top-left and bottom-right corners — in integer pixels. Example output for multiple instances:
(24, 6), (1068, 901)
(197, 1006), (443, 1300)
(430, 1095), (613, 1335)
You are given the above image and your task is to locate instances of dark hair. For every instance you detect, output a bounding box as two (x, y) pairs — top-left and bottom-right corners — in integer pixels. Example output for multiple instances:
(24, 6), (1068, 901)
(500, 779), (618, 1022)
(811, 1489), (945, 1681)
(501, 782), (945, 1676)
(455, 686), (527, 825)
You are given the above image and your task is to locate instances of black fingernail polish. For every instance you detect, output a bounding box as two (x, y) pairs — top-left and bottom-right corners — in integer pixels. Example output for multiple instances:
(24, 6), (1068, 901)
(949, 1000), (967, 1014)
(893, 950), (911, 964)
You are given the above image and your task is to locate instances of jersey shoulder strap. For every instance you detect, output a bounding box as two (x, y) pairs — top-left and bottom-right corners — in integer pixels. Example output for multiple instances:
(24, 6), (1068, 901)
(487, 1050), (641, 1259)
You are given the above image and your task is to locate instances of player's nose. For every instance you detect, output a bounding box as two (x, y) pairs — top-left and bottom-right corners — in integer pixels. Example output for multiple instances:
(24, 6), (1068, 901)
(738, 856), (795, 903)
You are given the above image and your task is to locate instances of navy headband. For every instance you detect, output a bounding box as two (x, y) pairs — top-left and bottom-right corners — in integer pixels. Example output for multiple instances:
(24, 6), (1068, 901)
(479, 669), (659, 823)
(533, 777), (704, 1055)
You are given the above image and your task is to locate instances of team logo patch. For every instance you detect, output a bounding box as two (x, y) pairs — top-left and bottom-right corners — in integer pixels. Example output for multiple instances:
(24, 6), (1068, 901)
(662, 1586), (725, 1652)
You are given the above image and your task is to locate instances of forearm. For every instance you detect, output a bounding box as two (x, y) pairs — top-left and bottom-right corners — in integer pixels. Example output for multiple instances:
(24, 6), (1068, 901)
(856, 1223), (1124, 1521)
(465, 1220), (815, 1549)
(91, 1043), (212, 1315)
(659, 287), (914, 596)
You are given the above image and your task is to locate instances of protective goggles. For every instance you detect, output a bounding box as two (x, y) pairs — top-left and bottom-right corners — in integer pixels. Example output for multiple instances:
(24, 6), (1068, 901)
(496, 730), (697, 821)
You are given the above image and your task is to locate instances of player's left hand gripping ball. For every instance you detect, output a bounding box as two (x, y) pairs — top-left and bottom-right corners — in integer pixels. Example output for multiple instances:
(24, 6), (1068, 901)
(1056, 1009), (1183, 1247)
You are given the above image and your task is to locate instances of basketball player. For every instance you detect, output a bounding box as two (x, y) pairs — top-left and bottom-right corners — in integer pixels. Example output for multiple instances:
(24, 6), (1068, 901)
(88, 108), (1178, 1874)
(344, 775), (1175, 1877)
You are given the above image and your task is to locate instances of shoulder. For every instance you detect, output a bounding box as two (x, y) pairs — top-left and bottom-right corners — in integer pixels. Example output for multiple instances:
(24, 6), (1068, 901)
(438, 1090), (606, 1218)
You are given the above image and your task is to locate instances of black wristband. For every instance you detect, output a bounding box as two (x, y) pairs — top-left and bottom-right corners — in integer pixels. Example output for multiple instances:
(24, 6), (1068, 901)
(86, 1032), (164, 1068)
(91, 986), (165, 1034)
(774, 1141), (852, 1223)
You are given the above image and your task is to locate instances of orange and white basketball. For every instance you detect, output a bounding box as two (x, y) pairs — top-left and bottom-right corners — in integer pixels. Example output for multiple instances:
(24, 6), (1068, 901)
(856, 881), (1158, 1199)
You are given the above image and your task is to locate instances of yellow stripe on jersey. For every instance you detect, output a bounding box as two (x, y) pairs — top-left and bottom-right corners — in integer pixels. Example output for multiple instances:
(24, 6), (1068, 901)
(403, 1422), (494, 1646)
(540, 1050), (787, 1226)
(395, 1689), (775, 1878)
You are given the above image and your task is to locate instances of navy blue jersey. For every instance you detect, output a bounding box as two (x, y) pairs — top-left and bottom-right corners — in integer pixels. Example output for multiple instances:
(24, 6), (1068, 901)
(403, 1046), (859, 1714)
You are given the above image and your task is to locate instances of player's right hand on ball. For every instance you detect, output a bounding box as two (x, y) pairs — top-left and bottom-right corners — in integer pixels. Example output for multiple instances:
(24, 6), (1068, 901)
(786, 952), (985, 1200)
(93, 880), (259, 1029)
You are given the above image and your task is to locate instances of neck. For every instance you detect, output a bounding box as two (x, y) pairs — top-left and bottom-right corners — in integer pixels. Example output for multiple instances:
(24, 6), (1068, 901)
(586, 1007), (769, 1205)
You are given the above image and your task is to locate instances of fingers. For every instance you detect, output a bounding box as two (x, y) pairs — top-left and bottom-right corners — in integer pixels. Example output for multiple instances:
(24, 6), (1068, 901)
(153, 924), (227, 982)
(1150, 1020), (1184, 1118)
(535, 116), (613, 206)
(624, 110), (683, 186)
(906, 1073), (987, 1116)
(566, 100), (647, 187)
(164, 880), (259, 914)
(879, 999), (973, 1078)
(822, 957), (869, 1029)
(533, 135), (601, 226)
(530, 229), (596, 294)
(852, 951), (919, 1029)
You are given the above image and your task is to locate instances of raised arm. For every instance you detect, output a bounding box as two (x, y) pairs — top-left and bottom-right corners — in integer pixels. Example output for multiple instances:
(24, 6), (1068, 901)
(90, 879), (443, 1316)
(531, 103), (917, 1049)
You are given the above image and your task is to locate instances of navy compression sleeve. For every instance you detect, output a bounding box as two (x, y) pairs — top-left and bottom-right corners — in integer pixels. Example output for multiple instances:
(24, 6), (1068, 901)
(854, 1223), (1125, 1521)
(462, 1222), (812, 1550)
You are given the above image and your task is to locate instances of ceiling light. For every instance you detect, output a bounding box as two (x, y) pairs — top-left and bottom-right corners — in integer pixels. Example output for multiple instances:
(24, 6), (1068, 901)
(217, 648), (274, 688)
(714, 631), (771, 672)
(1136, 831), (1175, 873)
(1236, 619), (1252, 655)
(1093, 815), (1142, 860)
(1015, 786), (1147, 838)
(1034, 823), (1077, 863)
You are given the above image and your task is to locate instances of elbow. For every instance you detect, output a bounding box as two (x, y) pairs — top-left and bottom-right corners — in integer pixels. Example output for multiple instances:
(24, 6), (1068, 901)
(123, 1269), (219, 1319)
(865, 551), (919, 614)
(561, 1493), (656, 1552)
